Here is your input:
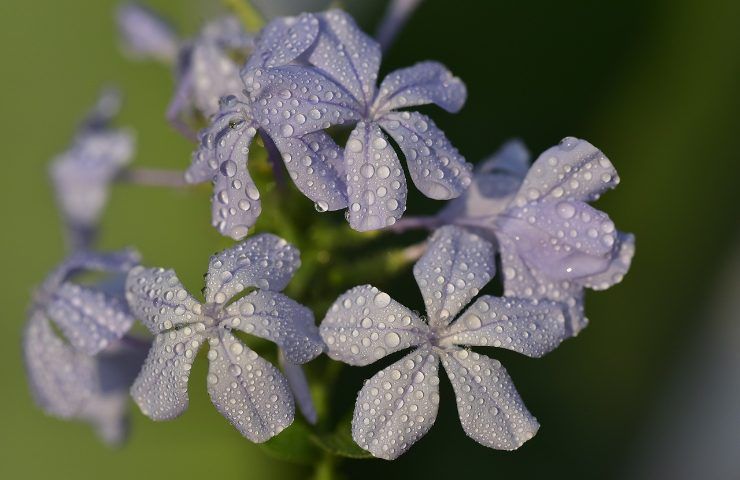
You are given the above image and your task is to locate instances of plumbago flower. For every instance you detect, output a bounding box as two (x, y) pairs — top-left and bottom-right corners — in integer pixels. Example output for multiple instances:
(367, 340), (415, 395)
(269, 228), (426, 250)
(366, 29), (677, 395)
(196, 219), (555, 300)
(126, 234), (323, 441)
(117, 4), (252, 128)
(190, 9), (470, 239)
(23, 249), (146, 444)
(320, 226), (568, 459)
(395, 138), (635, 335)
(50, 88), (135, 249)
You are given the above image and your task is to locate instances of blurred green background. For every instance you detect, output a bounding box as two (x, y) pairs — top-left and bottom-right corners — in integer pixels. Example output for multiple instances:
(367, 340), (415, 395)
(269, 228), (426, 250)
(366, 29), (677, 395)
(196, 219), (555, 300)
(1, 0), (739, 478)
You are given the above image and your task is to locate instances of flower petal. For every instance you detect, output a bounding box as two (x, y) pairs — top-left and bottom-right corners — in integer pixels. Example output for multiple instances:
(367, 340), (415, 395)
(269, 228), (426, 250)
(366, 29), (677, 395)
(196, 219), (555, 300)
(440, 296), (567, 357)
(200, 16), (252, 50)
(245, 13), (319, 71)
(46, 282), (135, 355)
(372, 61), (466, 115)
(204, 234), (301, 304)
(131, 328), (205, 420)
(270, 131), (348, 210)
(320, 285), (428, 366)
(116, 3), (179, 63)
(515, 137), (619, 204)
(352, 347), (440, 460)
(189, 41), (244, 117)
(378, 111), (471, 200)
(310, 9), (381, 106)
(43, 249), (141, 296)
(278, 350), (317, 425)
(78, 393), (129, 446)
(345, 122), (407, 231)
(207, 330), (294, 442)
(441, 348), (539, 450)
(437, 139), (530, 224)
(497, 233), (587, 335)
(225, 290), (323, 364)
(249, 65), (362, 137)
(125, 266), (202, 334)
(497, 199), (619, 281)
(186, 95), (252, 184)
(23, 312), (96, 418)
(50, 129), (134, 229)
(413, 226), (495, 327)
(583, 232), (636, 290)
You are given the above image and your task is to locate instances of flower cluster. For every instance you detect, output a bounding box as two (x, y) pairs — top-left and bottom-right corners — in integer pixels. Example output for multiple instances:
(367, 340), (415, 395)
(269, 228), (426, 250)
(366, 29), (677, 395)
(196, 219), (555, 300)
(22, 2), (634, 465)
(189, 9), (470, 239)
(394, 138), (635, 335)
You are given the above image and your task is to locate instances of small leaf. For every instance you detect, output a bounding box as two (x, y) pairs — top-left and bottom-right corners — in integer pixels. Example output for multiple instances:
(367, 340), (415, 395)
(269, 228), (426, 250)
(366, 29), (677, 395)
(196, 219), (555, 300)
(310, 417), (373, 460)
(259, 421), (320, 465)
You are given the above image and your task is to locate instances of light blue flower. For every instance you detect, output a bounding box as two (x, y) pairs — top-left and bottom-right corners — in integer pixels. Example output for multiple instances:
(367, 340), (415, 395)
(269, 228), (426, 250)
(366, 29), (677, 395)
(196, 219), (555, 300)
(396, 138), (636, 335)
(126, 234), (322, 441)
(23, 249), (145, 445)
(320, 226), (568, 459)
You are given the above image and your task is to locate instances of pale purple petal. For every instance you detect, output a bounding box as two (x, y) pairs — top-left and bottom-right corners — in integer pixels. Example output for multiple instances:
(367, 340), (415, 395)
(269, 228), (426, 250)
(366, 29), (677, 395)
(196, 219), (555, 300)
(270, 131), (348, 210)
(351, 346), (440, 460)
(131, 329), (205, 420)
(583, 232), (636, 291)
(378, 111), (472, 200)
(440, 296), (567, 357)
(117, 3), (179, 63)
(207, 330), (294, 442)
(189, 42), (244, 117)
(125, 266), (202, 334)
(497, 199), (619, 281)
(245, 13), (319, 71)
(438, 139), (530, 224)
(497, 233), (587, 335)
(225, 290), (323, 364)
(200, 16), (252, 50)
(345, 122), (407, 231)
(515, 137), (619, 204)
(186, 95), (253, 184)
(441, 348), (539, 450)
(204, 234), (301, 304)
(278, 350), (317, 424)
(78, 393), (129, 445)
(413, 226), (495, 327)
(209, 126), (262, 240)
(46, 282), (135, 355)
(41, 249), (141, 298)
(23, 312), (96, 418)
(310, 9), (381, 106)
(372, 61), (466, 115)
(50, 129), (135, 229)
(320, 285), (429, 366)
(249, 65), (363, 137)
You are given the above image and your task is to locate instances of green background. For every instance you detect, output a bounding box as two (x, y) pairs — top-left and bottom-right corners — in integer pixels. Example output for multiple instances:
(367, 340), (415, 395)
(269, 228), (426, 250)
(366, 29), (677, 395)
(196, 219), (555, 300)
(1, 0), (739, 478)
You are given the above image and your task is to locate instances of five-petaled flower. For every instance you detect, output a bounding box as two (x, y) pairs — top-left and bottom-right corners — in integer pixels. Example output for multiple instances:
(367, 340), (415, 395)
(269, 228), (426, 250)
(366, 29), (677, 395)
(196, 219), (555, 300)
(126, 234), (323, 441)
(23, 249), (145, 444)
(320, 226), (568, 459)
(395, 137), (635, 335)
(190, 9), (470, 239)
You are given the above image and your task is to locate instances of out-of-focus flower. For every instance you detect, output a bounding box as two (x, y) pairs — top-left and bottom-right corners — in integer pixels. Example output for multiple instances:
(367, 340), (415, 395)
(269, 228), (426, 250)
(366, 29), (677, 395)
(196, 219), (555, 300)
(117, 3), (179, 62)
(125, 234), (323, 441)
(117, 4), (252, 129)
(50, 89), (135, 250)
(320, 226), (568, 459)
(395, 138), (635, 335)
(23, 249), (145, 445)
